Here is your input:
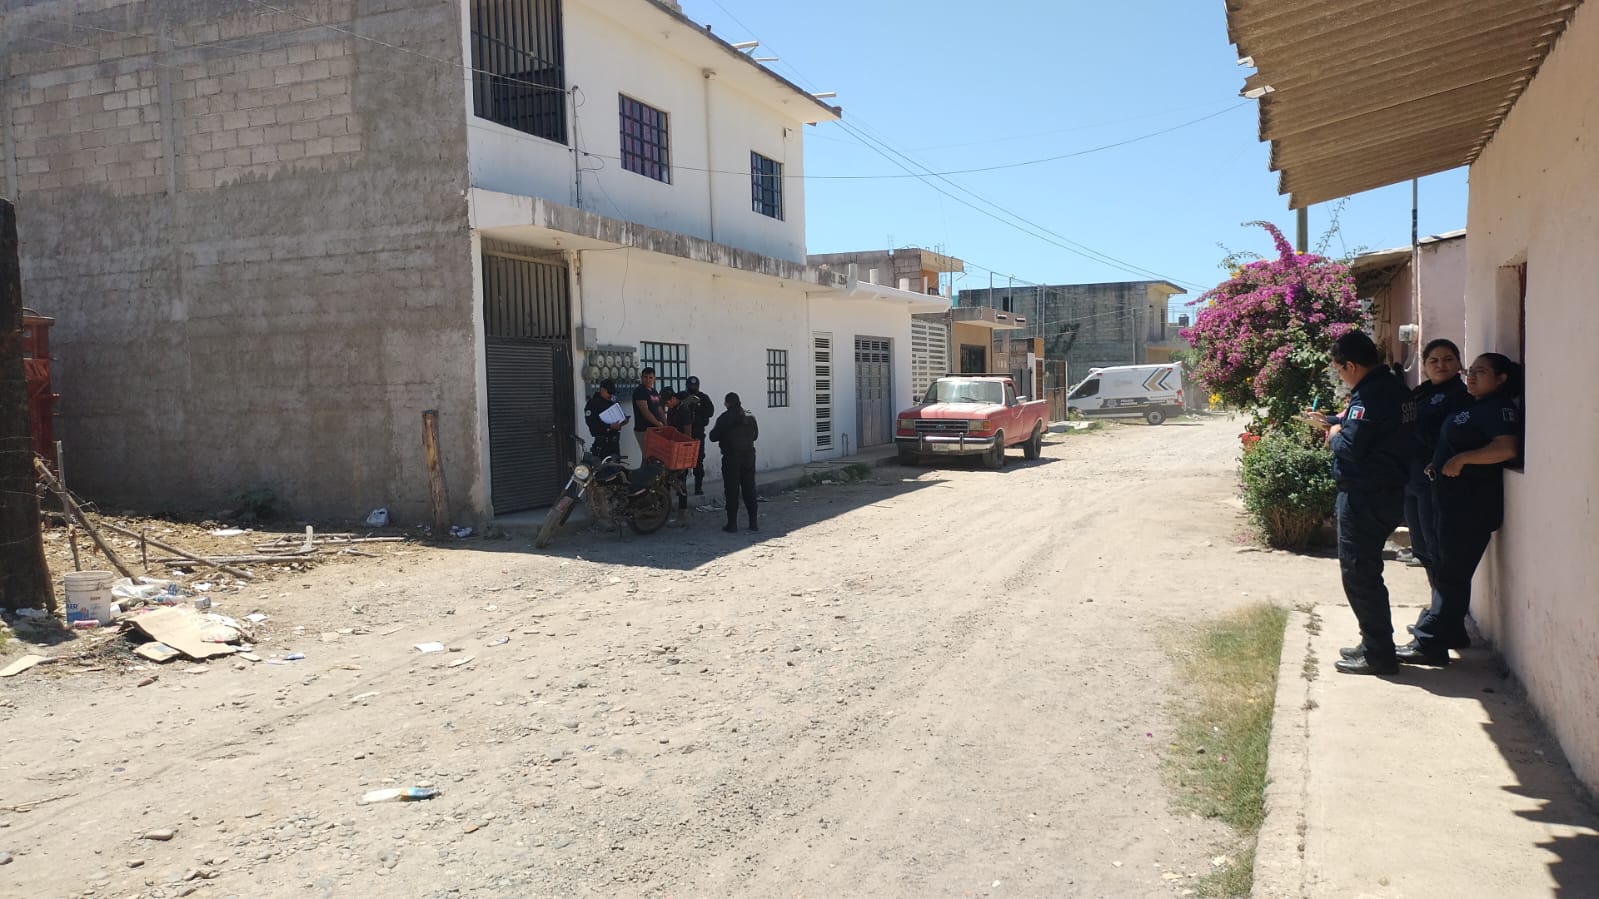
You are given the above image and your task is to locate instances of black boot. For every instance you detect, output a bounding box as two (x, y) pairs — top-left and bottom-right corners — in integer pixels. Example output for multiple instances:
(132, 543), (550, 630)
(694, 476), (704, 495)
(722, 518), (738, 533)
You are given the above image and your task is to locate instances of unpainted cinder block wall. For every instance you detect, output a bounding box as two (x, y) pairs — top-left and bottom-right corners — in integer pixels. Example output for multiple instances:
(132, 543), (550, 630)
(960, 282), (1153, 385)
(0, 0), (478, 523)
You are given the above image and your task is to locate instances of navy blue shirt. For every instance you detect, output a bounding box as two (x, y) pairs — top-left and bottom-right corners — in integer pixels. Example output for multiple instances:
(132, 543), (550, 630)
(1330, 367), (1414, 492)
(1433, 395), (1520, 481)
(1410, 377), (1471, 473)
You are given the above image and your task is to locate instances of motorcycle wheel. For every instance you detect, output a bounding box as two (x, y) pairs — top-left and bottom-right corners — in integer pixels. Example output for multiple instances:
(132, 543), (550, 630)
(536, 495), (574, 548)
(628, 486), (672, 535)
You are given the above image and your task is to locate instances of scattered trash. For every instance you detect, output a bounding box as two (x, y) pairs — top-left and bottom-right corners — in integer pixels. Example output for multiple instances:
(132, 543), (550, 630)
(447, 656), (475, 668)
(245, 613), (268, 624)
(193, 582), (213, 593)
(414, 642), (446, 654)
(365, 508), (390, 527)
(350, 691), (380, 703)
(487, 636), (510, 646)
(283, 652), (305, 661)
(359, 786), (439, 805)
(14, 608), (47, 620)
(209, 528), (247, 538)
(449, 526), (473, 539)
(136, 675), (158, 687)
(192, 597), (212, 612)
(70, 619), (101, 630)
(238, 652), (262, 663)
(0, 655), (50, 678)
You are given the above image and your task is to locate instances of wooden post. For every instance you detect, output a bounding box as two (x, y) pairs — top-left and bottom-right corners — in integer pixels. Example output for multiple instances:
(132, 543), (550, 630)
(0, 198), (54, 613)
(68, 527), (81, 571)
(421, 410), (451, 536)
(34, 457), (136, 579)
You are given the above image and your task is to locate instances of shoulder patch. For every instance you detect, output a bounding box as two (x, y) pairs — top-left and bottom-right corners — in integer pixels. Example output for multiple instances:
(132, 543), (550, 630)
(1453, 411), (1471, 425)
(1502, 407), (1518, 423)
(1430, 393), (1445, 405)
(1346, 405), (1365, 421)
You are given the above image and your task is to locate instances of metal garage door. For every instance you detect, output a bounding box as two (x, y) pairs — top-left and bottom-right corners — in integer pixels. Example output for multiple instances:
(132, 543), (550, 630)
(855, 336), (893, 448)
(482, 248), (572, 514)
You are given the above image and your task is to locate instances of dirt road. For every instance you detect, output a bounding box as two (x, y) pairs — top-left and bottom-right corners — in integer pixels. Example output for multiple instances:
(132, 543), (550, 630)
(1, 416), (1417, 898)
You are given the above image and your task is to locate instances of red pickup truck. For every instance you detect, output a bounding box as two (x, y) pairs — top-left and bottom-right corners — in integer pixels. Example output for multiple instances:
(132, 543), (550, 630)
(894, 375), (1050, 468)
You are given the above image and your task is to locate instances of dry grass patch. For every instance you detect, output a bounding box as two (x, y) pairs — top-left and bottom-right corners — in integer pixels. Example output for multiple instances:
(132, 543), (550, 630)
(1165, 603), (1289, 897)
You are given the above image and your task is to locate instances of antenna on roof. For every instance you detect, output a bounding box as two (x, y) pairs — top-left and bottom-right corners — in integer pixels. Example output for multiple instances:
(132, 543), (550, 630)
(730, 40), (759, 52)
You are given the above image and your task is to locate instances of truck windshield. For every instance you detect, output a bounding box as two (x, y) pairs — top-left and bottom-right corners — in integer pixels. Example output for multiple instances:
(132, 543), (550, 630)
(923, 379), (1003, 405)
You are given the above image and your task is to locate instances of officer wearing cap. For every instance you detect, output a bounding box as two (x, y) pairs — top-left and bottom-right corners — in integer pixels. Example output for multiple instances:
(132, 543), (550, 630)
(1309, 331), (1415, 675)
(683, 375), (714, 494)
(583, 379), (627, 459)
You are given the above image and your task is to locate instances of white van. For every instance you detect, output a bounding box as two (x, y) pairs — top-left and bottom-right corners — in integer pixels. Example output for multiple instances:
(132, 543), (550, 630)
(1066, 363), (1185, 425)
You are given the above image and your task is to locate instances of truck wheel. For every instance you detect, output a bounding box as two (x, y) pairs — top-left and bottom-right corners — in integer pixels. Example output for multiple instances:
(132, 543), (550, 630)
(983, 431), (1006, 469)
(896, 445), (919, 466)
(1023, 423), (1042, 460)
(1145, 408), (1167, 426)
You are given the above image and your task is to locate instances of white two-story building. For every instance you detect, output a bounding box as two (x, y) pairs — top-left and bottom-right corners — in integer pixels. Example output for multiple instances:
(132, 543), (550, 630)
(1, 0), (945, 522)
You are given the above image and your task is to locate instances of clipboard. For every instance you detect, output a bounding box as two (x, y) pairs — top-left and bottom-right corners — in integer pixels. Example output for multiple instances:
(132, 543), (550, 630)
(598, 402), (627, 426)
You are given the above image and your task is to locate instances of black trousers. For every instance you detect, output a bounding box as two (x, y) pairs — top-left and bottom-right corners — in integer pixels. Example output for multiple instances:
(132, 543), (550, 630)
(722, 452), (757, 526)
(1403, 473), (1440, 575)
(590, 430), (620, 460)
(693, 438), (706, 487)
(1337, 488), (1404, 662)
(1412, 483), (1501, 650)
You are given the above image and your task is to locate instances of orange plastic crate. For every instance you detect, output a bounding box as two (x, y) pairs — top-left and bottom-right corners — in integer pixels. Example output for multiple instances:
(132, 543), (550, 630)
(643, 427), (699, 470)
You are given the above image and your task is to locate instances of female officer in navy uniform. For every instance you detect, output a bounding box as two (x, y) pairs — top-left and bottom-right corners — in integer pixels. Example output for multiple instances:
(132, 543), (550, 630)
(1405, 340), (1471, 594)
(1399, 352), (1523, 666)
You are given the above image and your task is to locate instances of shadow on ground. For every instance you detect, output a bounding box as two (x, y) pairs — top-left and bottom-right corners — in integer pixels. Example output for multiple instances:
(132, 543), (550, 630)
(438, 455), (1061, 572)
(1393, 654), (1599, 896)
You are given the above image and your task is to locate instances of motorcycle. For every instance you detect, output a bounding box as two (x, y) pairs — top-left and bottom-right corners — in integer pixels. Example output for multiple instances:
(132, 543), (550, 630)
(535, 436), (678, 548)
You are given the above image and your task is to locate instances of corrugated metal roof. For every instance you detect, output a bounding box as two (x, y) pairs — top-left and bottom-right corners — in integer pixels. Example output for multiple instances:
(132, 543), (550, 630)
(1226, 0), (1586, 208)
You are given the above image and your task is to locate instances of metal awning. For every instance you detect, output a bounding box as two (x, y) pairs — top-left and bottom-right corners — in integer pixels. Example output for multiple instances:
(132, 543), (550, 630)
(1226, 0), (1586, 208)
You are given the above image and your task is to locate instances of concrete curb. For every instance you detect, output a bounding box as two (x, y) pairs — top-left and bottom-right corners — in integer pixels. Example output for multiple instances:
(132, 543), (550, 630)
(1252, 608), (1314, 899)
(753, 447), (899, 498)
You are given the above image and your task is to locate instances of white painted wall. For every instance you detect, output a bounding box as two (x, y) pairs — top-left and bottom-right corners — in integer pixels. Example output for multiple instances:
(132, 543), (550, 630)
(1418, 237), (1468, 352)
(572, 250), (815, 476)
(1464, 0), (1599, 794)
(806, 295), (918, 460)
(461, 0), (814, 263)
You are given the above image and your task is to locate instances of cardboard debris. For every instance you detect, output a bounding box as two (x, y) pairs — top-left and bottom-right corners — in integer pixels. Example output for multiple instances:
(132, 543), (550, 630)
(0, 655), (50, 678)
(127, 608), (238, 661)
(134, 642), (182, 664)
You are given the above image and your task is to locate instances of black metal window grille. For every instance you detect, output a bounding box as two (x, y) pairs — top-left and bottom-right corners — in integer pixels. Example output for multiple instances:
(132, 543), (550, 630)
(751, 151), (782, 219)
(640, 341), (688, 396)
(766, 349), (789, 407)
(470, 0), (567, 144)
(620, 95), (670, 183)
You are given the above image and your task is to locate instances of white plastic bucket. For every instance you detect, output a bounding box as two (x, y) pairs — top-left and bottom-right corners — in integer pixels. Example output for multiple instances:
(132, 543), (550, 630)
(63, 570), (115, 624)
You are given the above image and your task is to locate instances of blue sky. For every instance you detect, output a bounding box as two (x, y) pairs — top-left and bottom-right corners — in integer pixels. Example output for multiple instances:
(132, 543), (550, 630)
(680, 0), (1470, 313)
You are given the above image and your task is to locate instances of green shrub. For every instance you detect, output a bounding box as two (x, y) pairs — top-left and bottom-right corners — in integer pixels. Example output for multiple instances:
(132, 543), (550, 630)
(1240, 426), (1335, 549)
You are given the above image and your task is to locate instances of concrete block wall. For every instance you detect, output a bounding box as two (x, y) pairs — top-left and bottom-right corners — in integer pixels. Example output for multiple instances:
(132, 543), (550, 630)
(1, 0), (479, 523)
(960, 283), (1151, 384)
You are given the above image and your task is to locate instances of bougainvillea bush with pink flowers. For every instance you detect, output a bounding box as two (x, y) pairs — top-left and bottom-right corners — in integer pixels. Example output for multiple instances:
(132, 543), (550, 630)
(1181, 222), (1366, 430)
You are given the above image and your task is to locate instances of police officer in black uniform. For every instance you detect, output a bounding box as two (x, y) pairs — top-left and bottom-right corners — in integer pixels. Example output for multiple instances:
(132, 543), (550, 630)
(1313, 331), (1414, 675)
(1399, 353), (1522, 666)
(666, 390), (702, 523)
(583, 379), (627, 459)
(1405, 339), (1471, 586)
(683, 376), (714, 495)
(709, 392), (759, 533)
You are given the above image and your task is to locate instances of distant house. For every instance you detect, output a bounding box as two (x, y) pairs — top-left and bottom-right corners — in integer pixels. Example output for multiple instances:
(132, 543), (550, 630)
(1349, 231), (1468, 384)
(0, 0), (943, 520)
(1227, 0), (1599, 792)
(958, 281), (1186, 385)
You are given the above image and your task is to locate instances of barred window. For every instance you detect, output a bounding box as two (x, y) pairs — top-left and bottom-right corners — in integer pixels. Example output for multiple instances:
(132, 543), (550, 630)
(751, 151), (782, 219)
(469, 0), (567, 144)
(767, 349), (789, 407)
(620, 95), (670, 183)
(640, 341), (689, 396)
